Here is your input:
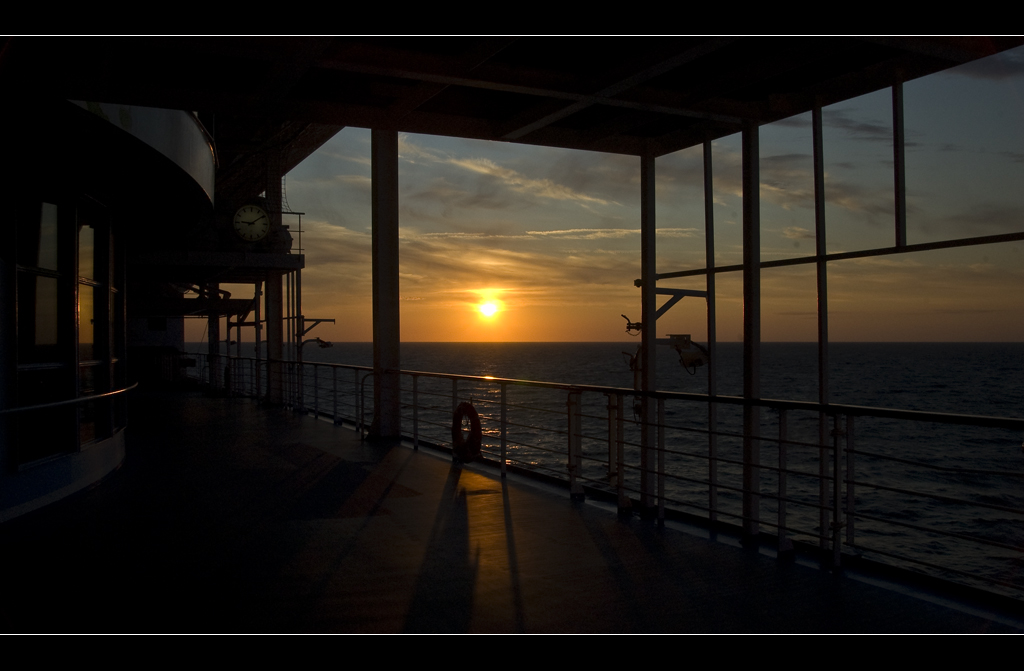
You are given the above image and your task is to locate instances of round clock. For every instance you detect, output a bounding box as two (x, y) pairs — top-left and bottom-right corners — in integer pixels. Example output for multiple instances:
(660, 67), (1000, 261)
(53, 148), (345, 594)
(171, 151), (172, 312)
(233, 205), (270, 241)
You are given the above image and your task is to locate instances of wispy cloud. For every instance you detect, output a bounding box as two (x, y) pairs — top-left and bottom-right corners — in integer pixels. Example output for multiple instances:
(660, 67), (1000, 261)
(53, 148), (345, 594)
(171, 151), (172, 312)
(399, 135), (621, 211)
(782, 226), (814, 240)
(824, 179), (893, 225)
(396, 232), (639, 306)
(448, 157), (615, 206)
(931, 205), (1024, 236)
(524, 227), (696, 239)
(823, 109), (891, 144)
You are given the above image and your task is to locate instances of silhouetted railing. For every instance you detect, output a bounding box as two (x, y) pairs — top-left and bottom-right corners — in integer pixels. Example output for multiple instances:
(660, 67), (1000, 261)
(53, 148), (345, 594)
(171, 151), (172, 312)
(181, 352), (1024, 600)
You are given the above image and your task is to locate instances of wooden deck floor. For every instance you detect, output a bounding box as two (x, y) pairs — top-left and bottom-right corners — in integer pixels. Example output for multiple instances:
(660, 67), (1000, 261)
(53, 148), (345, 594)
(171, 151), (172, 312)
(2, 390), (1021, 633)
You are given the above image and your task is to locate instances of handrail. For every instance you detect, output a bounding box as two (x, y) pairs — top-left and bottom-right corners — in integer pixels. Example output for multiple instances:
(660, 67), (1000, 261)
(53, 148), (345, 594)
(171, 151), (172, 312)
(202, 355), (1024, 431)
(389, 368), (1024, 432)
(0, 382), (139, 415)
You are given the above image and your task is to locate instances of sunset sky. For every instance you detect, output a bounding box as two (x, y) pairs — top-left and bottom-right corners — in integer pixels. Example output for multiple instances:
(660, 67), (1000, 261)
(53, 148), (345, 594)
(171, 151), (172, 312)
(203, 45), (1024, 344)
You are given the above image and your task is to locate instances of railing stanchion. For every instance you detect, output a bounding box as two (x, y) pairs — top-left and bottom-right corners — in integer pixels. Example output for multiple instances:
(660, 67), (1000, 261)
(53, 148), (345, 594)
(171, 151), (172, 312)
(314, 364), (319, 418)
(778, 409), (792, 553)
(831, 413), (842, 567)
(500, 383), (507, 477)
(846, 415), (855, 546)
(353, 369), (359, 432)
(657, 397), (665, 524)
(709, 397), (718, 525)
(616, 394), (626, 510)
(358, 373), (365, 441)
(413, 375), (419, 451)
(452, 379), (458, 416)
(606, 394), (616, 479)
(333, 366), (338, 423)
(819, 411), (829, 550)
(568, 391), (583, 500)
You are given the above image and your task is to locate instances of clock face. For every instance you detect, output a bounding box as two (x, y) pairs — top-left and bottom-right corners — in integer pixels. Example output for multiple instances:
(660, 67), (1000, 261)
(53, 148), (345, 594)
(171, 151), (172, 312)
(233, 205), (270, 241)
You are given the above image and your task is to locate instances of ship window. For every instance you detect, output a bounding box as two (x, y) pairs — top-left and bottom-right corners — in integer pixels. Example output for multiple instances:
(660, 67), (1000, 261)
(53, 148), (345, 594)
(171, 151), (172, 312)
(17, 202), (60, 271)
(16, 274), (60, 363)
(78, 217), (95, 280)
(13, 196), (122, 461)
(78, 283), (96, 362)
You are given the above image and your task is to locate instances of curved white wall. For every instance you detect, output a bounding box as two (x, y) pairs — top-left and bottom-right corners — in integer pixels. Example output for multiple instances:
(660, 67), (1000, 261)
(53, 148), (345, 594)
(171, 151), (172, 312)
(72, 101), (215, 204)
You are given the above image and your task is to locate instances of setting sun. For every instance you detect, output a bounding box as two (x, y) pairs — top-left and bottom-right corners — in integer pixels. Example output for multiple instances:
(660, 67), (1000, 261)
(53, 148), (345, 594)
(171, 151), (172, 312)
(479, 301), (499, 318)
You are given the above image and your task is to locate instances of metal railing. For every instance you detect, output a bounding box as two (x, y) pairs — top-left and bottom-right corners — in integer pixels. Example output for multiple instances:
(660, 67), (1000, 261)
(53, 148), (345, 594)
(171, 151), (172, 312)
(181, 351), (1024, 600)
(0, 382), (138, 414)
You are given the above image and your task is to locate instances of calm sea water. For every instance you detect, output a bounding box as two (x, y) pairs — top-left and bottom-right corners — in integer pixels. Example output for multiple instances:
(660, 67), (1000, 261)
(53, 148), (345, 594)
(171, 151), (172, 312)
(202, 341), (1024, 596)
(304, 341), (1024, 414)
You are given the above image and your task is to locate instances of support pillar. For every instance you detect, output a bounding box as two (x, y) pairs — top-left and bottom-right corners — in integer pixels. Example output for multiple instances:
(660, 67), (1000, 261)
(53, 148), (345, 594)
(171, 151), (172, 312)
(703, 140), (719, 523)
(742, 122), (761, 542)
(265, 272), (284, 405)
(254, 280), (263, 394)
(893, 82), (907, 248)
(639, 151), (657, 510)
(814, 105), (832, 548)
(264, 150), (285, 406)
(207, 283), (221, 391)
(371, 129), (401, 440)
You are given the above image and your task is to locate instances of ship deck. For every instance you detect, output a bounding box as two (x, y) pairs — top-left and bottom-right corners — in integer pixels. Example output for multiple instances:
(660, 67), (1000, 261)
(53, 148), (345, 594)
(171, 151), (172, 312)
(3, 390), (1022, 633)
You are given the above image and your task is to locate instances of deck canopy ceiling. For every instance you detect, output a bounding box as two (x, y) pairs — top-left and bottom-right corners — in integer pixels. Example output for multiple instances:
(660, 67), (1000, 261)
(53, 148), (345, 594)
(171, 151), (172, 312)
(5, 36), (1024, 172)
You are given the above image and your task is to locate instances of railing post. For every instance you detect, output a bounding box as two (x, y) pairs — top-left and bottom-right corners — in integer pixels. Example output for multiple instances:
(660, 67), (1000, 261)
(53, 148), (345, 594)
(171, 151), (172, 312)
(358, 373), (365, 440)
(606, 394), (616, 479)
(333, 366), (339, 423)
(846, 415), (855, 546)
(778, 409), (792, 553)
(709, 398), (718, 525)
(820, 413), (829, 550)
(616, 394), (627, 511)
(314, 364), (319, 417)
(451, 378), (458, 416)
(568, 391), (583, 500)
(413, 374), (419, 451)
(657, 397), (665, 524)
(500, 383), (507, 478)
(831, 413), (843, 567)
(353, 369), (359, 431)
